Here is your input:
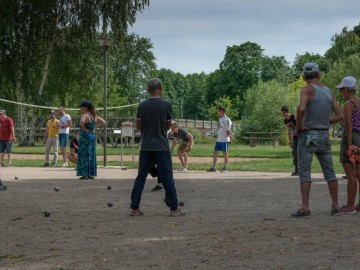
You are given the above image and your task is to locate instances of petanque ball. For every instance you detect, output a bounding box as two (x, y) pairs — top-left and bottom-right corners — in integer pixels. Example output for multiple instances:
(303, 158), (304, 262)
(107, 202), (113, 207)
(179, 201), (185, 206)
(54, 187), (60, 192)
(124, 167), (127, 170)
(44, 211), (51, 217)
(14, 176), (18, 180)
(107, 185), (112, 190)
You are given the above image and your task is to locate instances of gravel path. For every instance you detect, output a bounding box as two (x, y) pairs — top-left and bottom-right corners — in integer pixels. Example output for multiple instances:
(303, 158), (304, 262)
(0, 167), (357, 269)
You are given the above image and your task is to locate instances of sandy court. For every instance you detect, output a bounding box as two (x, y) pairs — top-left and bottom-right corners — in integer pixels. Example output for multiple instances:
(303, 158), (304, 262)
(0, 167), (359, 270)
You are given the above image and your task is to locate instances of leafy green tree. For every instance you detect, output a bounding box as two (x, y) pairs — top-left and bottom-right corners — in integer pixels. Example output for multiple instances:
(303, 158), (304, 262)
(291, 52), (326, 80)
(261, 56), (291, 83)
(0, 0), (150, 145)
(208, 96), (239, 121)
(219, 42), (264, 105)
(241, 80), (299, 136)
(110, 33), (156, 116)
(205, 69), (226, 105)
(325, 26), (360, 65)
(184, 73), (209, 120)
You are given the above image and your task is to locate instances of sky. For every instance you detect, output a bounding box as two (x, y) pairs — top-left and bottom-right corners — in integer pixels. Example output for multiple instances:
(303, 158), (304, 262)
(130, 0), (360, 75)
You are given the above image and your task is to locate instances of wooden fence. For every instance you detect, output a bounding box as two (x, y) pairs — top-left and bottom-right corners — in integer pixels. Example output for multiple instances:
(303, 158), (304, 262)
(14, 116), (239, 146)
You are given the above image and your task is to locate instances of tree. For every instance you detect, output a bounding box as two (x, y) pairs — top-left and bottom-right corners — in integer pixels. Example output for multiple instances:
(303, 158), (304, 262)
(325, 26), (360, 65)
(219, 42), (264, 106)
(291, 52), (326, 80)
(184, 73), (209, 120)
(208, 96), (239, 121)
(261, 56), (291, 83)
(241, 80), (299, 136)
(0, 0), (150, 145)
(110, 33), (157, 116)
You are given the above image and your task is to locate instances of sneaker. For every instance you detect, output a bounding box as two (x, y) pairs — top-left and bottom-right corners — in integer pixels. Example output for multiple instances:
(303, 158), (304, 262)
(130, 209), (144, 216)
(291, 171), (299, 176)
(88, 176), (95, 179)
(43, 163), (50, 167)
(289, 209), (311, 217)
(340, 205), (357, 214)
(0, 183), (7, 191)
(79, 176), (89, 180)
(177, 167), (188, 172)
(355, 204), (360, 212)
(330, 208), (341, 216)
(207, 167), (216, 172)
(151, 185), (164, 192)
(51, 163), (57, 167)
(220, 167), (228, 172)
(62, 163), (68, 167)
(170, 208), (185, 217)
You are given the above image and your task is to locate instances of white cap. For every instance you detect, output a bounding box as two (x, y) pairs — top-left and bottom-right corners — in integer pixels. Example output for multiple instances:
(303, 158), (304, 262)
(336, 76), (357, 90)
(303, 62), (320, 73)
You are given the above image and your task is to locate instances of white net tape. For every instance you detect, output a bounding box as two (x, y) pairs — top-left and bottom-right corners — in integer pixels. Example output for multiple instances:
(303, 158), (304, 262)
(0, 98), (139, 111)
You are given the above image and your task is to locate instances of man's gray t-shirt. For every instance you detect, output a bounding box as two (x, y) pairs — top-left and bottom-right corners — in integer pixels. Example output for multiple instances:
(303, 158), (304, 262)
(137, 97), (173, 151)
(174, 128), (189, 142)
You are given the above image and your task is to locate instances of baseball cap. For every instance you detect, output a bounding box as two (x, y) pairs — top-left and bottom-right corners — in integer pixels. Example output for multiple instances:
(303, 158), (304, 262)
(0, 109), (5, 114)
(79, 100), (91, 107)
(336, 76), (357, 90)
(303, 62), (320, 73)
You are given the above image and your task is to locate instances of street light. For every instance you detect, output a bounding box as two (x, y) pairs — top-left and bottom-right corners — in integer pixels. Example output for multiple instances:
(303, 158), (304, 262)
(98, 35), (112, 167)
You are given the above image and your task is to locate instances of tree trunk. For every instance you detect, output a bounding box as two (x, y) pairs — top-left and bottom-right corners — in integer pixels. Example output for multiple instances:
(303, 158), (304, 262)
(15, 67), (28, 146)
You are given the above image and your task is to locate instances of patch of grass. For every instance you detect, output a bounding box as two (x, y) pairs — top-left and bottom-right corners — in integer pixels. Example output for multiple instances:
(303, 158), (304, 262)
(11, 141), (345, 174)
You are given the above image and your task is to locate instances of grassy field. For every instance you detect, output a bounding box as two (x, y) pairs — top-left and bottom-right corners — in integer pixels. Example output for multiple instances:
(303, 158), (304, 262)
(10, 140), (345, 174)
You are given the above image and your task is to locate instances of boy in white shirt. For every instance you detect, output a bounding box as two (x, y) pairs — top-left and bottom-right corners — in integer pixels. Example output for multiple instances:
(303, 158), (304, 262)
(207, 106), (233, 172)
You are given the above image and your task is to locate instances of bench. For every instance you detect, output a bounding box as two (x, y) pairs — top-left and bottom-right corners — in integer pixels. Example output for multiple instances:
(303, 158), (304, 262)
(244, 132), (281, 147)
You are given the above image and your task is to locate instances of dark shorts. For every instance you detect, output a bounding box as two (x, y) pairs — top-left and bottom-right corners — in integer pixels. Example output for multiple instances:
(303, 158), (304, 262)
(0, 140), (12, 153)
(59, 134), (69, 148)
(177, 141), (190, 154)
(214, 141), (229, 152)
(340, 131), (360, 163)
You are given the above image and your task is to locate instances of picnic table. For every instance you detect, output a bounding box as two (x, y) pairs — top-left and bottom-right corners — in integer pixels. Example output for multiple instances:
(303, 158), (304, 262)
(244, 132), (281, 147)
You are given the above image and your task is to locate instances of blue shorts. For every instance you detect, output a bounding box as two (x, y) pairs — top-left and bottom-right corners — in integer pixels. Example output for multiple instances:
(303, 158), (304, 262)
(0, 140), (12, 153)
(59, 134), (69, 148)
(297, 130), (336, 183)
(214, 141), (229, 152)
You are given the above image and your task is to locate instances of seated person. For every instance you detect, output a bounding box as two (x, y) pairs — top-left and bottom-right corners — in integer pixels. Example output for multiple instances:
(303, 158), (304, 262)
(68, 131), (79, 165)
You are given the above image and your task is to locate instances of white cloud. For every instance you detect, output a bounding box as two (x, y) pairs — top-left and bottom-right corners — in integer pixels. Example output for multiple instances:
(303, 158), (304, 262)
(130, 0), (360, 74)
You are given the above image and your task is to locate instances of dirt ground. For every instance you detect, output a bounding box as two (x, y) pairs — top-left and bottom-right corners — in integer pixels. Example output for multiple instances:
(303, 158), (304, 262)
(0, 167), (359, 270)
(11, 153), (262, 164)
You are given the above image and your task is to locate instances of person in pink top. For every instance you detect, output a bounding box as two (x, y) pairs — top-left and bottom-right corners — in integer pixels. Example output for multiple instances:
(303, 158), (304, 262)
(337, 76), (360, 214)
(0, 110), (16, 166)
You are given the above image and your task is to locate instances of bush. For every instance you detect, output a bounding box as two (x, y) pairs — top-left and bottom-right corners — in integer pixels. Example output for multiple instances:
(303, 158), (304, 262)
(187, 127), (217, 144)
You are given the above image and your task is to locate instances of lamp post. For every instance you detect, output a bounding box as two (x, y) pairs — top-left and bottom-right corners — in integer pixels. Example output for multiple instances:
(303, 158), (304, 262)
(98, 35), (112, 167)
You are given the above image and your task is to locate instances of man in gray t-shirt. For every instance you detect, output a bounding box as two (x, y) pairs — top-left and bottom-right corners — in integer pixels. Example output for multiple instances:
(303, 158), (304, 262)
(130, 78), (184, 217)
